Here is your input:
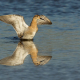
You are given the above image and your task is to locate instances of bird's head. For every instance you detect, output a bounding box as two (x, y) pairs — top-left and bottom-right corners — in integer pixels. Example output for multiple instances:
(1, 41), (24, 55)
(33, 15), (52, 25)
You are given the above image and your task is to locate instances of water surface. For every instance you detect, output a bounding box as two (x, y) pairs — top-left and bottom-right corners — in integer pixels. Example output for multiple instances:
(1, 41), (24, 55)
(0, 0), (80, 80)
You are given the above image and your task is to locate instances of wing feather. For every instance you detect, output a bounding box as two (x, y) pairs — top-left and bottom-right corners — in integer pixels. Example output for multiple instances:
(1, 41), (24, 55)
(0, 14), (29, 38)
(0, 42), (29, 66)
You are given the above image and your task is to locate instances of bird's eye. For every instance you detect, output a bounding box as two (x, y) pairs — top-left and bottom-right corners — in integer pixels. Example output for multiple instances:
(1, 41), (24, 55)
(40, 18), (44, 20)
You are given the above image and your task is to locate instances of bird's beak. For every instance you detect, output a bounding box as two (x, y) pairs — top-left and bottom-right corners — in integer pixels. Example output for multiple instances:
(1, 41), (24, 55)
(37, 15), (52, 25)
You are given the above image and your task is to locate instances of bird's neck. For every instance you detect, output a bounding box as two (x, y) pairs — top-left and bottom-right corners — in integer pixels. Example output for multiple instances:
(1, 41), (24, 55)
(29, 18), (38, 31)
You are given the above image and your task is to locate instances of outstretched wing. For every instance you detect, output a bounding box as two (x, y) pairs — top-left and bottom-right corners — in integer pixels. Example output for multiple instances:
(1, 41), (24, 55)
(0, 42), (29, 66)
(0, 14), (29, 38)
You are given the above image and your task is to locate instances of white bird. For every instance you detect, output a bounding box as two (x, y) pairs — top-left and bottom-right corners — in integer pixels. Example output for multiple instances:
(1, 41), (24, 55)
(0, 14), (52, 40)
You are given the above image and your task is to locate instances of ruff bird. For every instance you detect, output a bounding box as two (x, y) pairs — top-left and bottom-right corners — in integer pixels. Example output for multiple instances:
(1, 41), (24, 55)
(0, 41), (52, 66)
(0, 14), (52, 40)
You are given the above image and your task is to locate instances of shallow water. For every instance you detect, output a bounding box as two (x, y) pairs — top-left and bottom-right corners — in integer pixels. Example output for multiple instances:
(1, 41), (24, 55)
(0, 0), (80, 80)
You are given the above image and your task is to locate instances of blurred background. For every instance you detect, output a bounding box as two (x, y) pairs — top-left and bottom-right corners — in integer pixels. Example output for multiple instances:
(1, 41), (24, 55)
(0, 0), (80, 80)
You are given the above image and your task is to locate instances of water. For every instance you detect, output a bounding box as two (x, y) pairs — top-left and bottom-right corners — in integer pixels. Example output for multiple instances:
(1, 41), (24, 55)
(0, 0), (80, 80)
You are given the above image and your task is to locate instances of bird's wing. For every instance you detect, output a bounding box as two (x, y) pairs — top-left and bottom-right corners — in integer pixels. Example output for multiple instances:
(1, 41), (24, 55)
(0, 14), (29, 38)
(0, 42), (29, 66)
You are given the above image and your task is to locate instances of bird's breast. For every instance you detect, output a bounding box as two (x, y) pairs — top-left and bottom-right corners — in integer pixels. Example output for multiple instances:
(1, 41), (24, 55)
(22, 31), (36, 39)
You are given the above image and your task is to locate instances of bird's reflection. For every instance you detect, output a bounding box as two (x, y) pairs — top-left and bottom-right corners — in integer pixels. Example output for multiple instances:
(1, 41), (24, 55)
(0, 41), (52, 66)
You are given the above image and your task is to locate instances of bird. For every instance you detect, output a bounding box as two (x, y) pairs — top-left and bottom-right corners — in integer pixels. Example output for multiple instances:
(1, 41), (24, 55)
(0, 40), (52, 66)
(0, 14), (52, 40)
